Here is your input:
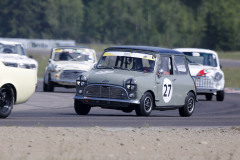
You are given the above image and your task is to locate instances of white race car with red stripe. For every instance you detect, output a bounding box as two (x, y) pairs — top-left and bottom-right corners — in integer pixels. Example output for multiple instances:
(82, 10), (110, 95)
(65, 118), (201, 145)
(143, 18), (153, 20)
(174, 48), (225, 101)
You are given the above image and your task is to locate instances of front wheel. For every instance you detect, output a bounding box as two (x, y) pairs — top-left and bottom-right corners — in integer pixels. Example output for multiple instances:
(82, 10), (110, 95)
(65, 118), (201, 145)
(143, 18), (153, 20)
(216, 90), (224, 101)
(0, 86), (14, 118)
(205, 94), (213, 101)
(179, 92), (195, 117)
(135, 92), (153, 116)
(74, 100), (91, 115)
(46, 74), (54, 92)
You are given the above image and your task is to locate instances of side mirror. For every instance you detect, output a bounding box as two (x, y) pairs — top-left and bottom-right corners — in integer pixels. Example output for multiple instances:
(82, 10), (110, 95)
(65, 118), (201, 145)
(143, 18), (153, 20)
(29, 55), (34, 59)
(220, 64), (222, 69)
(157, 69), (164, 78)
(93, 64), (97, 69)
(48, 59), (52, 63)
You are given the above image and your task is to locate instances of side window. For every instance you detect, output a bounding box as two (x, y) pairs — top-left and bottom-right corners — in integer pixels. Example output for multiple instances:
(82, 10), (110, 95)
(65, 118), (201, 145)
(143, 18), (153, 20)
(157, 56), (173, 75)
(174, 56), (188, 75)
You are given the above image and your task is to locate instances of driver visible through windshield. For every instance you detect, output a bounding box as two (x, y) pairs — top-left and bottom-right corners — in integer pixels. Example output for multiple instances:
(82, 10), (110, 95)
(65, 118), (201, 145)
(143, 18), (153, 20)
(53, 48), (95, 62)
(97, 51), (156, 72)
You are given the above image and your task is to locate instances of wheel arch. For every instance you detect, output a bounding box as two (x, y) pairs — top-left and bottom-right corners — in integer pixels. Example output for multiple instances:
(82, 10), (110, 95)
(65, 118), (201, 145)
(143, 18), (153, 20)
(189, 90), (197, 102)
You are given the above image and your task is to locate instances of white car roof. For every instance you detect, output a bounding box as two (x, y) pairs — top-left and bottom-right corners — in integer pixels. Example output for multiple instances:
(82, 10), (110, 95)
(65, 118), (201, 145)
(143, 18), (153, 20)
(0, 40), (23, 46)
(174, 48), (218, 56)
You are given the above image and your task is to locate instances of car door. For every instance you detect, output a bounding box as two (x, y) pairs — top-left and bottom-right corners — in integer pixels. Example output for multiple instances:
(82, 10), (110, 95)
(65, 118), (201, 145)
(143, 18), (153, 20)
(171, 55), (190, 105)
(156, 55), (177, 106)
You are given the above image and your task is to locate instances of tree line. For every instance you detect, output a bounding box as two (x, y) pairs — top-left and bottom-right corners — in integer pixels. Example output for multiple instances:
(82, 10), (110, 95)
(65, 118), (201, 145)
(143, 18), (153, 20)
(0, 0), (240, 51)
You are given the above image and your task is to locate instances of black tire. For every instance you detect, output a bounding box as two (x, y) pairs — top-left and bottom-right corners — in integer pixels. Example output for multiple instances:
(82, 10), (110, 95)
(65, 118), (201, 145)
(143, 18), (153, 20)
(47, 74), (54, 92)
(74, 100), (91, 115)
(205, 94), (213, 101)
(122, 106), (134, 113)
(216, 90), (224, 101)
(0, 86), (14, 118)
(179, 92), (195, 117)
(135, 92), (153, 116)
(43, 80), (47, 92)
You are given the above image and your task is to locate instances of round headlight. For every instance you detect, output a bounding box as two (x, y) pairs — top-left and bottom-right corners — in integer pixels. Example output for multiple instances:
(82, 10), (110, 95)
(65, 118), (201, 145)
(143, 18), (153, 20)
(214, 72), (223, 81)
(125, 79), (137, 91)
(76, 75), (87, 86)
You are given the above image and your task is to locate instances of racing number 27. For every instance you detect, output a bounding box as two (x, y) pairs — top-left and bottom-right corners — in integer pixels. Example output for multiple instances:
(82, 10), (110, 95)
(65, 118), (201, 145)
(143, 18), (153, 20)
(163, 84), (172, 97)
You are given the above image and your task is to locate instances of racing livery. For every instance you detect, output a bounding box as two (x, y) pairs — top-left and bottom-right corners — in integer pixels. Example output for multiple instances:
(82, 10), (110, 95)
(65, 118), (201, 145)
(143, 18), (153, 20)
(74, 46), (197, 117)
(175, 48), (225, 101)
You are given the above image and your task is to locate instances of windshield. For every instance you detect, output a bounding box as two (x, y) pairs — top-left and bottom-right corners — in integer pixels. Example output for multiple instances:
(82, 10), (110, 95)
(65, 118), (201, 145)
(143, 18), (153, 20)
(183, 52), (217, 67)
(0, 44), (25, 55)
(52, 48), (95, 62)
(97, 51), (156, 72)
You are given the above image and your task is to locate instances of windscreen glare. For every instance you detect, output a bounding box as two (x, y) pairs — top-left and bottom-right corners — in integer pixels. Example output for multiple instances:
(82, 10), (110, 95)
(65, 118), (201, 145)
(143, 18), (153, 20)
(183, 52), (217, 67)
(0, 44), (25, 55)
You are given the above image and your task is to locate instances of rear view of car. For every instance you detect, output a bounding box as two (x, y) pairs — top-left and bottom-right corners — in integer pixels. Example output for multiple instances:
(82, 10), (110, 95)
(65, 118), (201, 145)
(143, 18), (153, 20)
(175, 48), (225, 101)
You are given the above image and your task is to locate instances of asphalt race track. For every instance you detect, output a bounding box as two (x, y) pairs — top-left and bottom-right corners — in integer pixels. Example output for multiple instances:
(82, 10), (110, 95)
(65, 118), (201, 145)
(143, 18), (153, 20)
(0, 80), (240, 127)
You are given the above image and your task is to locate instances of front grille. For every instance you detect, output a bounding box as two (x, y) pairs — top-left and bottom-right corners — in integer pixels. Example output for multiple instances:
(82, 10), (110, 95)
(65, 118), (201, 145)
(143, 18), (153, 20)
(84, 85), (128, 99)
(193, 76), (214, 88)
(60, 70), (83, 80)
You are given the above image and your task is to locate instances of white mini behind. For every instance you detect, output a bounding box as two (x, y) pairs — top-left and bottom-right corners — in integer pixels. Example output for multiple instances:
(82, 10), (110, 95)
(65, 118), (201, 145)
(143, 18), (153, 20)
(175, 48), (225, 101)
(43, 46), (97, 92)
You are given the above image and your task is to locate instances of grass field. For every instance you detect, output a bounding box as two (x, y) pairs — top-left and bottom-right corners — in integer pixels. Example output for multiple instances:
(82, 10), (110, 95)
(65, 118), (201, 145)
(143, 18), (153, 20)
(27, 45), (240, 88)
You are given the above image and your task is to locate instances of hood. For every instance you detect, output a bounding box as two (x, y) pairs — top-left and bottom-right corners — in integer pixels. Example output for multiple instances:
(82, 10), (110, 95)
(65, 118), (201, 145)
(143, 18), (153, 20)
(86, 69), (149, 86)
(0, 54), (38, 65)
(52, 61), (94, 71)
(188, 65), (217, 76)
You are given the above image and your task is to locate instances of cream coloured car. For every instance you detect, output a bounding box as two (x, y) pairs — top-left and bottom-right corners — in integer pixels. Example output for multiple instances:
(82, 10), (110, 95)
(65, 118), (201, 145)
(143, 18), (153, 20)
(43, 46), (97, 92)
(0, 61), (37, 118)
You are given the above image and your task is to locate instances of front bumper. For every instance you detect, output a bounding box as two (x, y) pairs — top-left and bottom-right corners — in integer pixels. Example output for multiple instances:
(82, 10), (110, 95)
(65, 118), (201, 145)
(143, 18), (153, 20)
(52, 79), (75, 86)
(196, 87), (220, 94)
(74, 95), (140, 107)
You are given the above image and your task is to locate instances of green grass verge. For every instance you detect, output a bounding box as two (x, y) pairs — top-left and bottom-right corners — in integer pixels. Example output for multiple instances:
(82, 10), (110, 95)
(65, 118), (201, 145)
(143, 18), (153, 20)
(218, 51), (240, 60)
(222, 68), (240, 88)
(31, 53), (49, 78)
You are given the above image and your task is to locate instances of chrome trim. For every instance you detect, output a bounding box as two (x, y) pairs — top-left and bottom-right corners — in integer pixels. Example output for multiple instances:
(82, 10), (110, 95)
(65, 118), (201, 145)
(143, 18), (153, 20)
(83, 84), (129, 99)
(74, 95), (140, 104)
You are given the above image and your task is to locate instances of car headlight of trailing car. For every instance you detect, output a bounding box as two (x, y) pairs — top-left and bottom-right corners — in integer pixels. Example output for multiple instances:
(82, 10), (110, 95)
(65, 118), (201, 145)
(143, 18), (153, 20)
(2, 62), (18, 68)
(125, 79), (137, 91)
(214, 72), (223, 82)
(76, 75), (88, 87)
(51, 65), (62, 72)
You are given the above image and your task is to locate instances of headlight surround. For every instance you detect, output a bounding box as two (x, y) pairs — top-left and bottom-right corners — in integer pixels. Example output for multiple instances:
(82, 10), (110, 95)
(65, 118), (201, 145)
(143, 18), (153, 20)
(2, 62), (18, 68)
(51, 65), (62, 72)
(76, 75), (88, 87)
(125, 79), (137, 91)
(214, 72), (223, 81)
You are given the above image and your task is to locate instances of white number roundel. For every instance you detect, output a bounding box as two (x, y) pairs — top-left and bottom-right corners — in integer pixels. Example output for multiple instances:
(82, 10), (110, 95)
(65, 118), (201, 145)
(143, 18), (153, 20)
(162, 78), (173, 103)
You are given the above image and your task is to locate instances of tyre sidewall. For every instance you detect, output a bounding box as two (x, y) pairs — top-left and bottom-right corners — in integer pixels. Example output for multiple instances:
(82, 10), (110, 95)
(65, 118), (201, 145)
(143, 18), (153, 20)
(0, 86), (14, 118)
(136, 92), (153, 116)
(74, 100), (91, 115)
(179, 92), (195, 117)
